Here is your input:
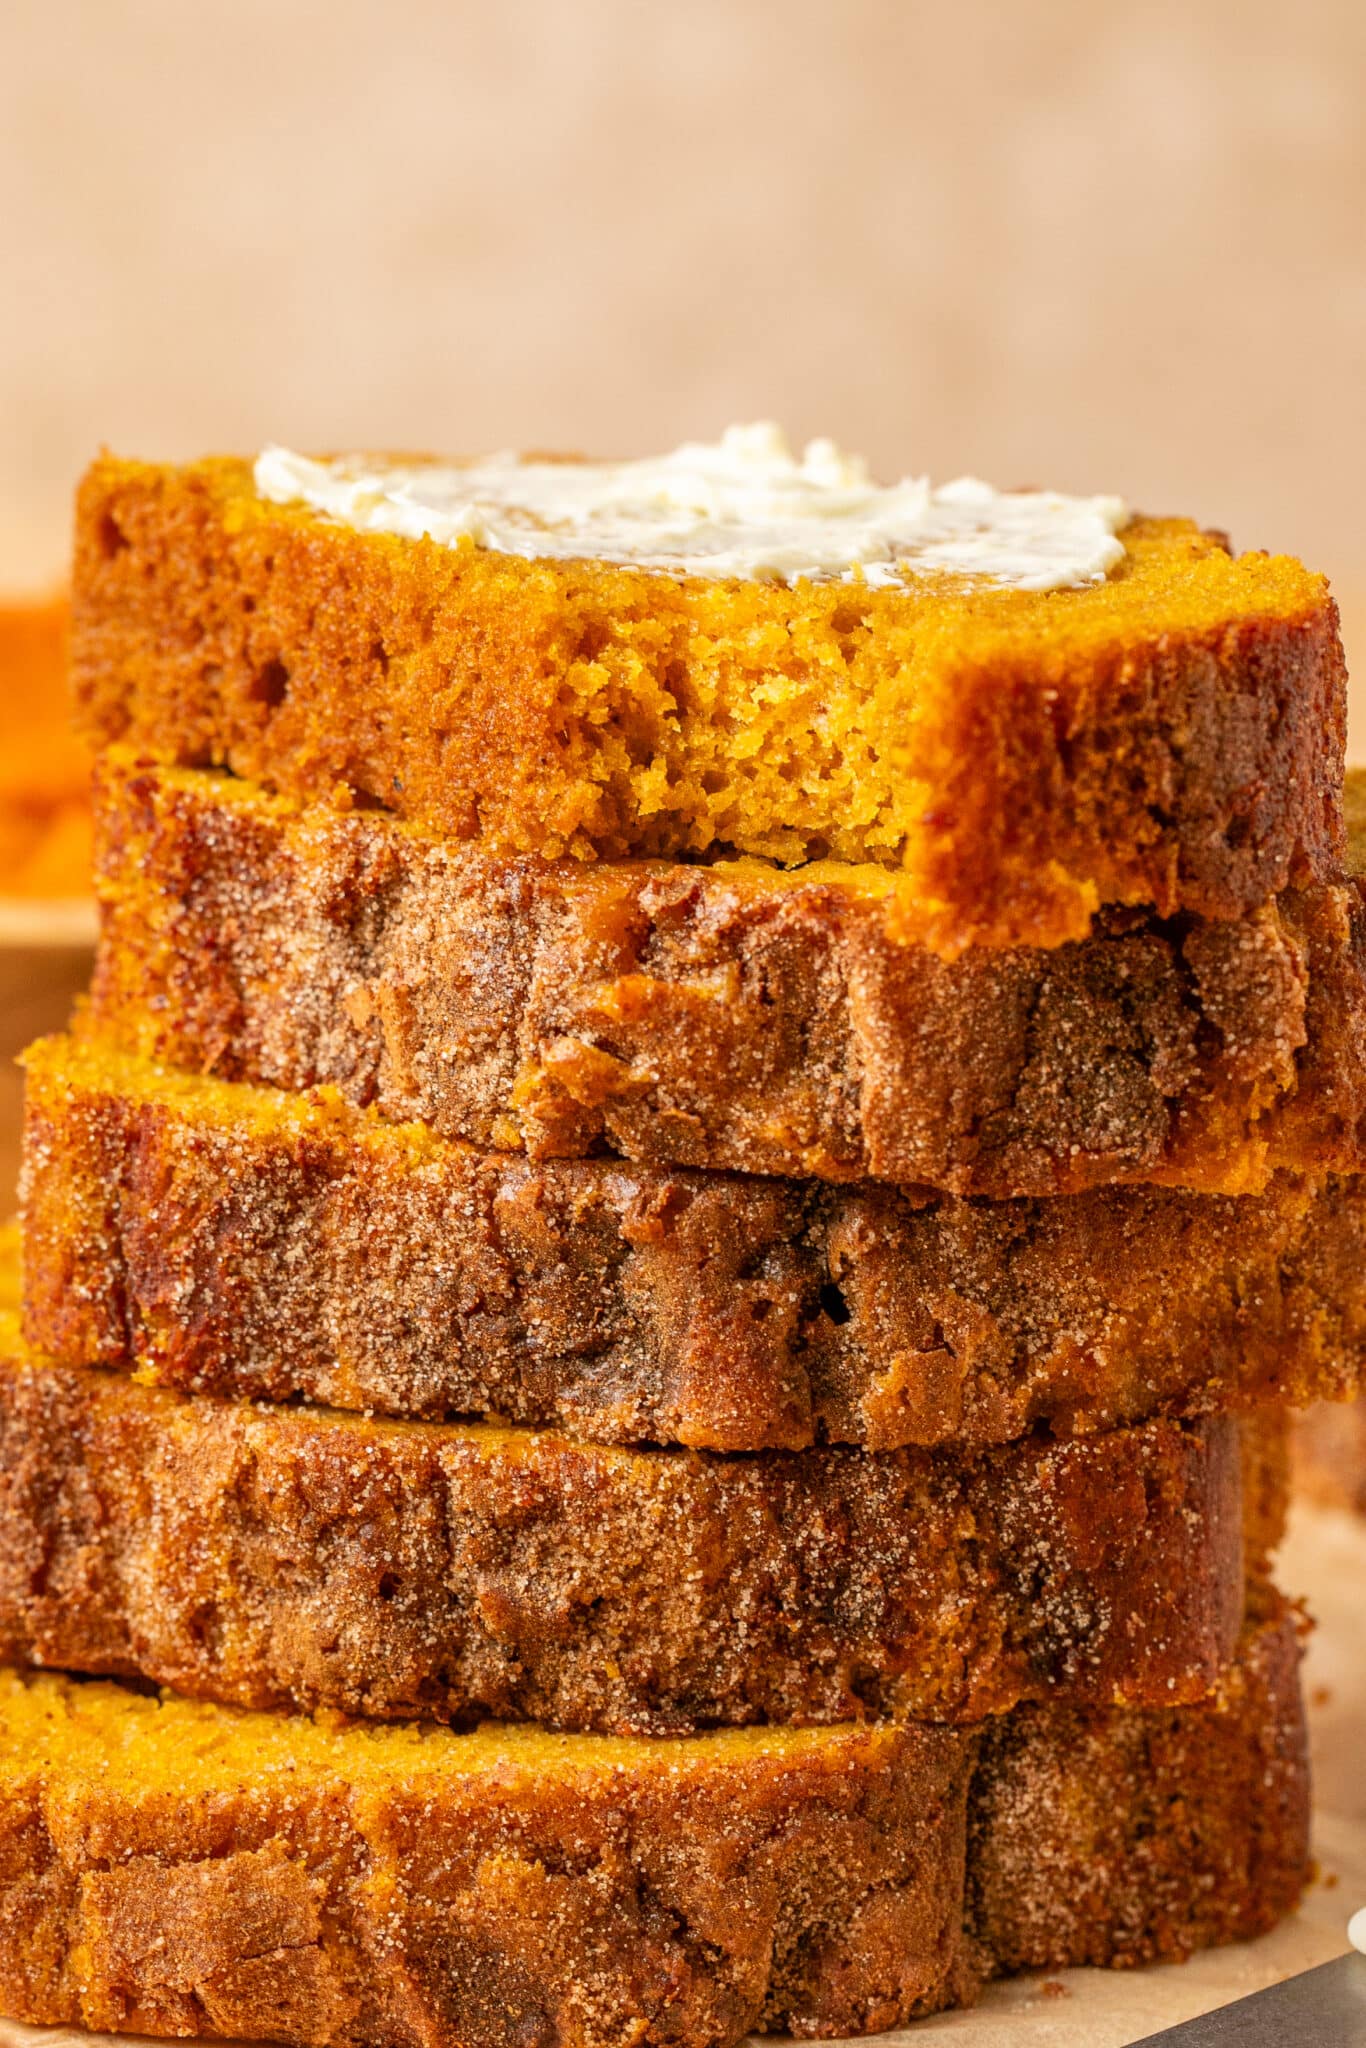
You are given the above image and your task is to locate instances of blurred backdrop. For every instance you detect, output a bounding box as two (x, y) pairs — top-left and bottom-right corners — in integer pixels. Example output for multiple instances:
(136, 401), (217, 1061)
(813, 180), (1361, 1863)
(1, 0), (1364, 660)
(0, 0), (1362, 1180)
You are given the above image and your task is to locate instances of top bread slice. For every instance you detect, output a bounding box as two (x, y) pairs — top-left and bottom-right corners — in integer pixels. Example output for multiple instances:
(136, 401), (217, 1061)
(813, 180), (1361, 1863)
(73, 454), (1345, 956)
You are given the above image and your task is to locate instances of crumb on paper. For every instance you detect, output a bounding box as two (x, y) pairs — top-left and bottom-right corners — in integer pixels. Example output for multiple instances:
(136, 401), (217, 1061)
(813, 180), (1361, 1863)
(1311, 1684), (1334, 1709)
(1322, 1870), (1340, 1890)
(1038, 1979), (1070, 1998)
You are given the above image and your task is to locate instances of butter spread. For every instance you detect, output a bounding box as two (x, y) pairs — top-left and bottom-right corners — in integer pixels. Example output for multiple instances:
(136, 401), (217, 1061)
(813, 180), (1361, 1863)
(254, 424), (1129, 591)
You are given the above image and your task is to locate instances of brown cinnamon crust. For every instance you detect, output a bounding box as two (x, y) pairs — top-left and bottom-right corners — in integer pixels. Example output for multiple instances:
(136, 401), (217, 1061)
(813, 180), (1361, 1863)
(1292, 1397), (1366, 1514)
(0, 1610), (1308, 2047)
(21, 1034), (1366, 1453)
(968, 1588), (1310, 1973)
(71, 455), (1346, 957)
(0, 1305), (1263, 1733)
(85, 753), (1366, 1198)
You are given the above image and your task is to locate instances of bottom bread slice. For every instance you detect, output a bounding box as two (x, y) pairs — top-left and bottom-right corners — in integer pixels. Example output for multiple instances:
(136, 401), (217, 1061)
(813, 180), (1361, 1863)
(0, 1606), (1308, 2048)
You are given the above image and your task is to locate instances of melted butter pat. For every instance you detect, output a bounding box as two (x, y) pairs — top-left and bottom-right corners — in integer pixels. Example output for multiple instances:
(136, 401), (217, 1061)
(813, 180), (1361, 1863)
(255, 423), (1129, 591)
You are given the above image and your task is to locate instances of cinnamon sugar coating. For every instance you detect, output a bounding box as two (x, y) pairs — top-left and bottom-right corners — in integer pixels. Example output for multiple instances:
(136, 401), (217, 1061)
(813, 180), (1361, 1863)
(21, 1035), (1366, 1452)
(0, 1667), (977, 2044)
(0, 1343), (1261, 1744)
(0, 1610), (1307, 2047)
(967, 1588), (1309, 1973)
(86, 754), (1366, 1198)
(72, 455), (1345, 956)
(0, 1307), (1261, 1732)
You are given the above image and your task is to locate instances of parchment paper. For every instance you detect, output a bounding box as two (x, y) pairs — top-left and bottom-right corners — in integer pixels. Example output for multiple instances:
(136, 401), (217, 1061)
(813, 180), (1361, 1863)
(2, 1501), (1362, 2048)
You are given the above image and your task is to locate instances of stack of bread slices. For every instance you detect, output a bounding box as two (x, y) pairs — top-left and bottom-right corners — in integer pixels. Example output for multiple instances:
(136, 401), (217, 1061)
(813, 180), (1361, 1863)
(2, 439), (1362, 2048)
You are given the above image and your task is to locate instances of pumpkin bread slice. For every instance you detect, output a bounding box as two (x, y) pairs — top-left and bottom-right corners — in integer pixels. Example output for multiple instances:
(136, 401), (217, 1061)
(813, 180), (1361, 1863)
(20, 1034), (1366, 1452)
(0, 1297), (1263, 1735)
(0, 1604), (1308, 2047)
(84, 752), (1366, 1198)
(72, 453), (1345, 955)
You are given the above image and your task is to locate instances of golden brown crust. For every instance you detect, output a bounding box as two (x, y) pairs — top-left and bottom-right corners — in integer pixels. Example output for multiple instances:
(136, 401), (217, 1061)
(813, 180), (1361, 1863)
(86, 753), (1366, 1198)
(1292, 1398), (1366, 1514)
(71, 456), (1346, 954)
(0, 1611), (1308, 2047)
(0, 1321), (1257, 1733)
(21, 1034), (1366, 1453)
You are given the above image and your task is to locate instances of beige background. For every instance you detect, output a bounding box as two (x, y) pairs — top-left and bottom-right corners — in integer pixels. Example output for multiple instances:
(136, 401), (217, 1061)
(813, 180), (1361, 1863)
(1, 19), (1363, 2040)
(2, 0), (1364, 709)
